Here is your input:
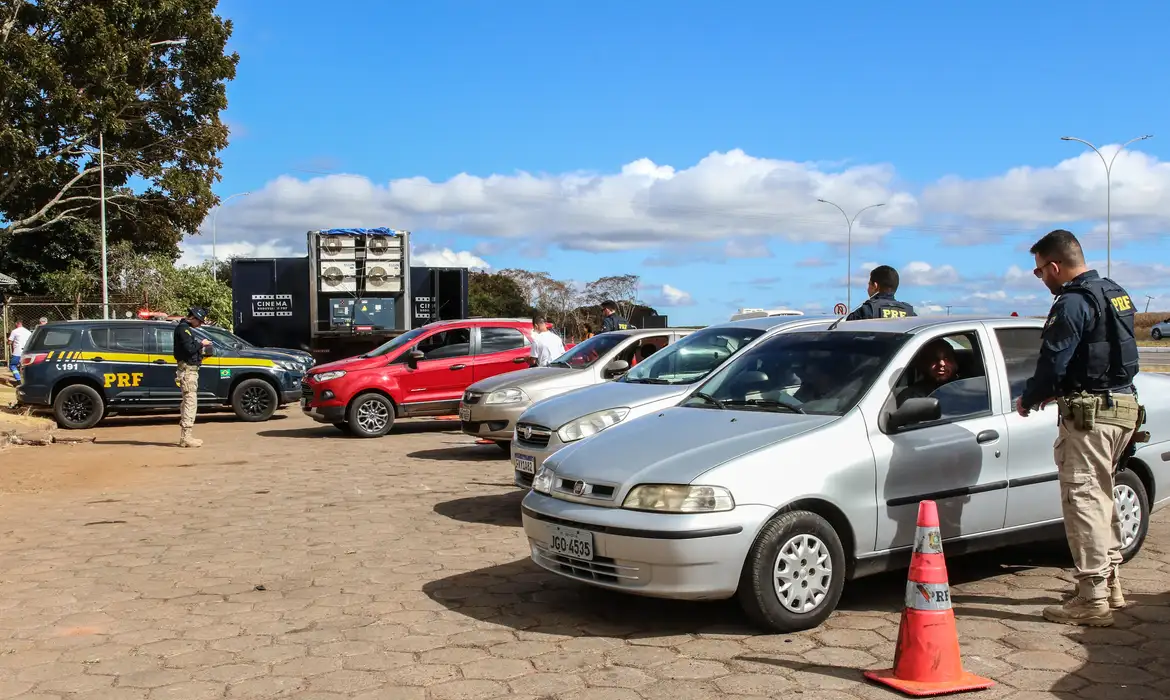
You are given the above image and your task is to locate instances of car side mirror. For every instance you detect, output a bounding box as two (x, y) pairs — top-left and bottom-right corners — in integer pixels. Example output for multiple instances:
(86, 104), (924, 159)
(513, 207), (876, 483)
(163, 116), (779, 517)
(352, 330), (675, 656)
(887, 397), (941, 431)
(406, 350), (425, 368)
(603, 359), (630, 377)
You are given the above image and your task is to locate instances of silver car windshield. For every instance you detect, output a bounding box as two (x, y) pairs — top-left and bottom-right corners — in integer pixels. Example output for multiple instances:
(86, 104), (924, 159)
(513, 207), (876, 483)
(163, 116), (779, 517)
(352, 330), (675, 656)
(548, 332), (626, 369)
(621, 326), (765, 385)
(683, 331), (910, 416)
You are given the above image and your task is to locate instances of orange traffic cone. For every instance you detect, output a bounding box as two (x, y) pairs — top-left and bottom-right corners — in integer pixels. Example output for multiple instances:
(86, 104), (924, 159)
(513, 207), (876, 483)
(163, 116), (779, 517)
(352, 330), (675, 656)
(863, 500), (995, 697)
(475, 438), (495, 445)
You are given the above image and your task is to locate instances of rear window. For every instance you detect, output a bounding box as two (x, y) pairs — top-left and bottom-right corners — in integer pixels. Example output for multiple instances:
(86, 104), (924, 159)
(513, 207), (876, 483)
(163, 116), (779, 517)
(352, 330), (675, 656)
(89, 327), (147, 352)
(26, 327), (79, 352)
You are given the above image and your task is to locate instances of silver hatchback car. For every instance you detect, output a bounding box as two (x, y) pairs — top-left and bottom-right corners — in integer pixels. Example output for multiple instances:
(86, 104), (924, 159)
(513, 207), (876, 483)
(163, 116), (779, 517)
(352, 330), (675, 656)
(510, 316), (832, 487)
(521, 316), (1170, 632)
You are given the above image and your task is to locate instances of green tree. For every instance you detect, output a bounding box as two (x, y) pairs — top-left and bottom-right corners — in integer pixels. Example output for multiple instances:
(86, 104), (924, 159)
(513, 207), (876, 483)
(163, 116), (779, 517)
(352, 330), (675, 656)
(468, 272), (532, 318)
(0, 0), (239, 290)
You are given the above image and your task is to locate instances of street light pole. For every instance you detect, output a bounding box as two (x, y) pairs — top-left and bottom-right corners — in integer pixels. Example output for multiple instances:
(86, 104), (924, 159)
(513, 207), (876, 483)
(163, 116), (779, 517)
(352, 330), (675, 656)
(1060, 134), (1153, 278)
(211, 191), (250, 281)
(817, 199), (886, 310)
(99, 132), (109, 319)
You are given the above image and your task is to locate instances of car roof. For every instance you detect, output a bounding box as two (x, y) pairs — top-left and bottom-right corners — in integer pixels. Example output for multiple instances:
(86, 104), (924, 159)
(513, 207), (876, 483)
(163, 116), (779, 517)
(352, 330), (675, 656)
(781, 314), (1045, 336)
(705, 315), (837, 331)
(38, 319), (174, 328)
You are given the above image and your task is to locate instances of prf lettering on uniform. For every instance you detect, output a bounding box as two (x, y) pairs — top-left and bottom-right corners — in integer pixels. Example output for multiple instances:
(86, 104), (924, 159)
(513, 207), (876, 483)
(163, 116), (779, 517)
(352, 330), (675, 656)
(881, 309), (908, 318)
(103, 372), (143, 388)
(1111, 295), (1134, 313)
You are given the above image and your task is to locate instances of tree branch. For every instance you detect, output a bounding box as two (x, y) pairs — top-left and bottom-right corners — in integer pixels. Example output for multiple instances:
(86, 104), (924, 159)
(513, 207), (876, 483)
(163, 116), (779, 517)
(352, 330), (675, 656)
(6, 207), (85, 235)
(0, 0), (23, 43)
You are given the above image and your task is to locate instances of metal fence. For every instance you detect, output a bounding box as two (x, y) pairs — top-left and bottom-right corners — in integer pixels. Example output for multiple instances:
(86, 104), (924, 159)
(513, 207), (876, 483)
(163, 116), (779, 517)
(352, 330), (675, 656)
(2, 297), (145, 361)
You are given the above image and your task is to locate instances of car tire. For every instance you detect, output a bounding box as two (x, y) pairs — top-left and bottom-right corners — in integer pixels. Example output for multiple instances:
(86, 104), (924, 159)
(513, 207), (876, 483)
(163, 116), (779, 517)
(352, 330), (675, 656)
(53, 384), (104, 430)
(494, 440), (511, 453)
(231, 378), (279, 422)
(1153, 328), (1163, 340)
(346, 393), (395, 438)
(737, 510), (846, 633)
(1115, 468), (1150, 562)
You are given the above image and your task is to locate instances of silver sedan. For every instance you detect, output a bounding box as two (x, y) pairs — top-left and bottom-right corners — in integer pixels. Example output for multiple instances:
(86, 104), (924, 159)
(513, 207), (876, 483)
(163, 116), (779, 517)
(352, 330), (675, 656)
(521, 315), (1170, 632)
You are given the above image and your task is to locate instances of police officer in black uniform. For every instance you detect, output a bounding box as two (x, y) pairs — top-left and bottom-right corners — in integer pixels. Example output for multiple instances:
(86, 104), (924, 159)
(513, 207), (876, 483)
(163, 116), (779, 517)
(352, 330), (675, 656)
(845, 265), (916, 320)
(1016, 228), (1143, 627)
(599, 300), (634, 333)
(174, 307), (212, 448)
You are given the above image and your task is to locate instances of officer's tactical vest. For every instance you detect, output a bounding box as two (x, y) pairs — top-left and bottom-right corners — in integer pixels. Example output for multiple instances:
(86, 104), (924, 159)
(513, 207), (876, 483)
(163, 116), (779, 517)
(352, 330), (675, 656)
(1059, 275), (1139, 392)
(859, 294), (916, 319)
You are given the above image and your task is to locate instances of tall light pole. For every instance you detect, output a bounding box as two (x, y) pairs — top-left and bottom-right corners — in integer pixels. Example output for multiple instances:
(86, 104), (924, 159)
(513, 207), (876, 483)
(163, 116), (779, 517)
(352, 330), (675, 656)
(211, 191), (250, 281)
(1060, 134), (1153, 278)
(817, 199), (885, 309)
(98, 37), (188, 317)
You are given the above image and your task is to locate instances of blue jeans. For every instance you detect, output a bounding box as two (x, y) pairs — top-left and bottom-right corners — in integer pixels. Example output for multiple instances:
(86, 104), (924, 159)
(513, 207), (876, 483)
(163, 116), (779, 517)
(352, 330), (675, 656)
(8, 354), (19, 383)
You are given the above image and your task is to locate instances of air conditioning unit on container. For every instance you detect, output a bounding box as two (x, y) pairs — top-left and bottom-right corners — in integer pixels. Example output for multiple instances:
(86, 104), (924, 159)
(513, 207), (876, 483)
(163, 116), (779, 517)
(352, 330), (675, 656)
(319, 261), (357, 293)
(364, 262), (403, 293)
(364, 233), (403, 260)
(318, 234), (356, 260)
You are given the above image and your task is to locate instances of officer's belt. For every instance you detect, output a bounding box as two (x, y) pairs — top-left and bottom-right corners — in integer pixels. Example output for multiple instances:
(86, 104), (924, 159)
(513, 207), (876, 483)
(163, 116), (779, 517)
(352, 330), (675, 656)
(1056, 389), (1140, 431)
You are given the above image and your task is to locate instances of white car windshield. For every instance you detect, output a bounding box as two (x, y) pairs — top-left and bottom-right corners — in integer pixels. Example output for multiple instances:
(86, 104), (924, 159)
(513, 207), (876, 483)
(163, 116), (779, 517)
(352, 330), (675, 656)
(621, 326), (765, 385)
(683, 331), (910, 416)
(548, 332), (627, 369)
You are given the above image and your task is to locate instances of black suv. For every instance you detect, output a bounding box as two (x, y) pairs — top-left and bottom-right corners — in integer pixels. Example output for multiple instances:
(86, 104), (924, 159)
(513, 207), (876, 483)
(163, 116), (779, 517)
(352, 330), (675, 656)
(16, 320), (305, 429)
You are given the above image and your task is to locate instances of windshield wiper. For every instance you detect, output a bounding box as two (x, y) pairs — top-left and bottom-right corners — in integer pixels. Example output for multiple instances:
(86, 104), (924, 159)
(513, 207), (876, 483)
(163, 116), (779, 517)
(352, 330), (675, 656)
(549, 360), (571, 368)
(625, 377), (671, 384)
(724, 399), (806, 414)
(691, 392), (726, 409)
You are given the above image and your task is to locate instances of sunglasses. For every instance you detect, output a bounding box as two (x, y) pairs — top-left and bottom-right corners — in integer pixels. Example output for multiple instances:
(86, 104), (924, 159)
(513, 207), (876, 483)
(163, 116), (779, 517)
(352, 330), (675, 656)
(1033, 259), (1061, 278)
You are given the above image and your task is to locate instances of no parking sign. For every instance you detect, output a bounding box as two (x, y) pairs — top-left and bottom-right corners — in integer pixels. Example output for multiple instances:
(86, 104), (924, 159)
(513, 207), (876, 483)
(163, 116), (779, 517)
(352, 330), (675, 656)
(833, 303), (848, 315)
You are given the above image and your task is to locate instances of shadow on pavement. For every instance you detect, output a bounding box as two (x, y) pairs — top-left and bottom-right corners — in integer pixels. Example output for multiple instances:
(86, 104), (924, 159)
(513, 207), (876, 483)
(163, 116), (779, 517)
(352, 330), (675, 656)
(433, 490), (525, 526)
(421, 558), (758, 637)
(407, 441), (511, 461)
(257, 419), (456, 439)
(99, 410), (262, 427)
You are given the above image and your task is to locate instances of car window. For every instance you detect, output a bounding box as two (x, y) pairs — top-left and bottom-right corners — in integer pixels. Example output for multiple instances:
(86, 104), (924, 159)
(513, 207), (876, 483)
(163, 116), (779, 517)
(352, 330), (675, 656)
(148, 327), (175, 355)
(681, 331), (909, 416)
(619, 335), (669, 365)
(993, 328), (1041, 401)
(26, 328), (77, 351)
(479, 327), (528, 355)
(622, 326), (766, 385)
(549, 332), (627, 369)
(891, 330), (991, 421)
(416, 327), (471, 360)
(90, 327), (146, 353)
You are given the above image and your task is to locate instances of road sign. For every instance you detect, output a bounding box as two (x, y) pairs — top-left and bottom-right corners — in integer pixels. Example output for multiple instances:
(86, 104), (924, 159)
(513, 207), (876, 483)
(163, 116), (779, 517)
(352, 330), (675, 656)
(833, 303), (848, 316)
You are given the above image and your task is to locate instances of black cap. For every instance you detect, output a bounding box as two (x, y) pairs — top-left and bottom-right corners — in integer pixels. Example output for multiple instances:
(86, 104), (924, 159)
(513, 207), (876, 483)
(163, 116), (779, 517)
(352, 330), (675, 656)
(188, 307), (208, 322)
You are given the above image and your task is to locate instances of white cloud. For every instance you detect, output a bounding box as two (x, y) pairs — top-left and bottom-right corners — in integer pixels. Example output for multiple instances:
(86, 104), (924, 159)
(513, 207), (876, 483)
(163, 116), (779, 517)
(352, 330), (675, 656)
(900, 261), (961, 286)
(645, 284), (695, 308)
(196, 149), (921, 256)
(177, 240), (300, 267)
(921, 145), (1170, 233)
(411, 246), (491, 270)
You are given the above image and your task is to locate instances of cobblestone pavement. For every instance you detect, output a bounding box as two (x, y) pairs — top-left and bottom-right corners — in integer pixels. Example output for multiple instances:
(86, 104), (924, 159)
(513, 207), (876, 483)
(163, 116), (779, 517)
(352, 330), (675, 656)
(1, 410), (1169, 699)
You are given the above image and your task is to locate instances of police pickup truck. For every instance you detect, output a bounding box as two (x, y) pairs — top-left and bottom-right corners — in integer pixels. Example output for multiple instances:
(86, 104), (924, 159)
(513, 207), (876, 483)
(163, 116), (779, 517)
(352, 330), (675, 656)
(15, 320), (305, 429)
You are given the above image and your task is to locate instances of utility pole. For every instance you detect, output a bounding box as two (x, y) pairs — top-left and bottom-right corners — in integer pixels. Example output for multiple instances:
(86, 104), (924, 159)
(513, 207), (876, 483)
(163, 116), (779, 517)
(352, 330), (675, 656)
(945, 305), (952, 316)
(99, 132), (109, 320)
(211, 191), (251, 281)
(1060, 134), (1153, 278)
(1146, 295), (1155, 313)
(816, 199), (886, 310)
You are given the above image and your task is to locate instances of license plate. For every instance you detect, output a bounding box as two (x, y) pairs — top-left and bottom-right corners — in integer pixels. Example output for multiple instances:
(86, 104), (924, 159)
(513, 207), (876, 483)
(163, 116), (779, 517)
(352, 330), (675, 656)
(459, 405), (471, 422)
(513, 453), (535, 474)
(548, 525), (594, 561)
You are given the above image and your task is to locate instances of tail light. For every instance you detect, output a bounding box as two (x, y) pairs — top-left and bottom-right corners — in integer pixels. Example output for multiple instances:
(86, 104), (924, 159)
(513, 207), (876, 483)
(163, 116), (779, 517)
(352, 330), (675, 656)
(20, 353), (48, 367)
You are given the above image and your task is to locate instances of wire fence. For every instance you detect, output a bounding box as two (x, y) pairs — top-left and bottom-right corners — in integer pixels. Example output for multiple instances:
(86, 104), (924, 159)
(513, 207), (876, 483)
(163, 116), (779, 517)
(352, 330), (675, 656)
(2, 297), (146, 361)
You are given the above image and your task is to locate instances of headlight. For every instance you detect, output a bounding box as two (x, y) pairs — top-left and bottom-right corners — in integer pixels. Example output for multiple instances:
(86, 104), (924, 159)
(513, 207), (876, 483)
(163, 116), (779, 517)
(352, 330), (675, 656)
(532, 466), (554, 494)
(276, 360), (302, 371)
(312, 370), (346, 382)
(557, 407), (630, 443)
(485, 387), (528, 405)
(622, 484), (735, 513)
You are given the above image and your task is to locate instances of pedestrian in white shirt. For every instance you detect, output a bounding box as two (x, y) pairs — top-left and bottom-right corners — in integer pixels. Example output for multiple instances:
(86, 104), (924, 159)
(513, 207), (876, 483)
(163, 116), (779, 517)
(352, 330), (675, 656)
(529, 315), (566, 367)
(8, 320), (32, 383)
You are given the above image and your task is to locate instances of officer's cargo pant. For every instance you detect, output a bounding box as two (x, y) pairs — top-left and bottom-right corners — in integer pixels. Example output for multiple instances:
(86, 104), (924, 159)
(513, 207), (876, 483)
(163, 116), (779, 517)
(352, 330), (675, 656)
(176, 361), (199, 430)
(1054, 393), (1139, 600)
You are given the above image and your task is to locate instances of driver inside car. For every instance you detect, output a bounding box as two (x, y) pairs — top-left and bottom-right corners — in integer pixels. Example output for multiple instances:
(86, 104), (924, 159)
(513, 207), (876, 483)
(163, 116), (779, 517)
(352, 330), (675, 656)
(896, 339), (960, 405)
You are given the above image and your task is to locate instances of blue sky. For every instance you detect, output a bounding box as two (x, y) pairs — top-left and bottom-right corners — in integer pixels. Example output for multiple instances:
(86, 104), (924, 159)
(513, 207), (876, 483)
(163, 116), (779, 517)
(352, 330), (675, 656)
(193, 0), (1170, 324)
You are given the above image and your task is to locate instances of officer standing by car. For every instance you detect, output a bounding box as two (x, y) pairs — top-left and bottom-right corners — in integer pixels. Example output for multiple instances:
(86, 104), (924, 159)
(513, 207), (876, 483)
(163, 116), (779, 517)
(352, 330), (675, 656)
(1016, 228), (1143, 627)
(599, 300), (634, 333)
(174, 307), (213, 448)
(845, 265), (917, 320)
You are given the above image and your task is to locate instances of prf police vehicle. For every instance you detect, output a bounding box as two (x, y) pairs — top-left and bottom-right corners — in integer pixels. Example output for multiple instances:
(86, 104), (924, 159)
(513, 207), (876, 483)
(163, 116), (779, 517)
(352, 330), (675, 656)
(15, 320), (305, 429)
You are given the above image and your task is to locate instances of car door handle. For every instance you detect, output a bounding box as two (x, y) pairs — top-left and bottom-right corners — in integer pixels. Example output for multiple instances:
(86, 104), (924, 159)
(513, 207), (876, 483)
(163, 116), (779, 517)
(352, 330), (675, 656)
(513, 357), (528, 364)
(91, 356), (104, 362)
(450, 364), (466, 370)
(976, 430), (999, 444)
(153, 359), (167, 365)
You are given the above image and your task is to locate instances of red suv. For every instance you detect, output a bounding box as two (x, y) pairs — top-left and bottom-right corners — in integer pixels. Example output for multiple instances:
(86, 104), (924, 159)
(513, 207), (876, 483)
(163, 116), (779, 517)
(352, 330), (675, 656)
(301, 318), (535, 437)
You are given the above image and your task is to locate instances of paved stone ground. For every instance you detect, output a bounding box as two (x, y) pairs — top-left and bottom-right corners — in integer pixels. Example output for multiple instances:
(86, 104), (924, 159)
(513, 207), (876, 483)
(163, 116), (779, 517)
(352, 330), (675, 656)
(1, 410), (1169, 700)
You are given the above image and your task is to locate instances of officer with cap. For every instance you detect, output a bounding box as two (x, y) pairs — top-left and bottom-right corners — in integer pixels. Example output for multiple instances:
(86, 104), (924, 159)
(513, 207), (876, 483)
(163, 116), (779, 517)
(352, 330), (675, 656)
(1017, 228), (1143, 627)
(174, 307), (213, 448)
(599, 300), (635, 333)
(845, 265), (917, 320)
